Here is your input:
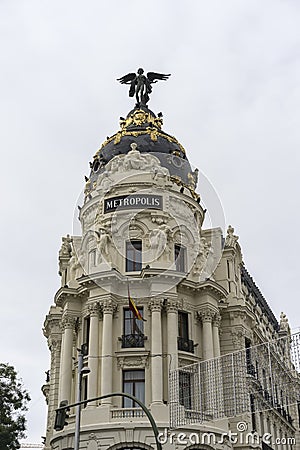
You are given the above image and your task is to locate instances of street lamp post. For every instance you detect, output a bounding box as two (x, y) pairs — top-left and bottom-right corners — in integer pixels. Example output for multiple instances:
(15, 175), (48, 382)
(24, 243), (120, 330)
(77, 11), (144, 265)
(74, 346), (90, 450)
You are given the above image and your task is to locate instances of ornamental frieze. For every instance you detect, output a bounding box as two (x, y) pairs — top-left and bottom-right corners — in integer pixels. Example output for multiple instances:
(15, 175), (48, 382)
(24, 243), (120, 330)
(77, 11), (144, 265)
(117, 354), (149, 370)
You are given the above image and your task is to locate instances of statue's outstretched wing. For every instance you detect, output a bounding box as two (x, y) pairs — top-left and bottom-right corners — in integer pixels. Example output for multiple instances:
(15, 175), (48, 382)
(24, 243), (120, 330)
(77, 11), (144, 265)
(147, 72), (171, 83)
(117, 73), (136, 84)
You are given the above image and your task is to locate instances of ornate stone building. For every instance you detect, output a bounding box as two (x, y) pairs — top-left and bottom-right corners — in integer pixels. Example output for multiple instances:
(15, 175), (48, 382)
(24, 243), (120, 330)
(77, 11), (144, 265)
(43, 88), (300, 449)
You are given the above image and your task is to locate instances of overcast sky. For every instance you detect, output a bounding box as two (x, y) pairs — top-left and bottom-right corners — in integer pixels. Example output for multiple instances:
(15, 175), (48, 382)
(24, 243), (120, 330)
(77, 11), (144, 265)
(1, 0), (300, 444)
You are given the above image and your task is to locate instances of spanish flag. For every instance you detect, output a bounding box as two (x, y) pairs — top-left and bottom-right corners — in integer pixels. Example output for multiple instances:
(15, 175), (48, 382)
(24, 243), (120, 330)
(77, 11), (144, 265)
(128, 285), (146, 321)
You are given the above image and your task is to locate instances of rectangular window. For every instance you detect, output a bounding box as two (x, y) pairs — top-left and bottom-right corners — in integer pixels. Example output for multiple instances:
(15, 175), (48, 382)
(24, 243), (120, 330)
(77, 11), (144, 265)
(123, 370), (145, 408)
(82, 375), (88, 408)
(178, 312), (194, 353)
(178, 311), (189, 340)
(83, 316), (90, 353)
(89, 250), (96, 269)
(126, 240), (142, 272)
(122, 308), (145, 348)
(250, 393), (256, 431)
(175, 244), (186, 272)
(179, 371), (191, 409)
(245, 338), (255, 376)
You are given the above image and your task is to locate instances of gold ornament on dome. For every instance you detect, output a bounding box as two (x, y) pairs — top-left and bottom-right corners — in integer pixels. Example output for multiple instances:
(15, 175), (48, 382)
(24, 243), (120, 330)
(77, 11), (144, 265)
(120, 109), (163, 129)
(96, 129), (186, 154)
(95, 108), (186, 157)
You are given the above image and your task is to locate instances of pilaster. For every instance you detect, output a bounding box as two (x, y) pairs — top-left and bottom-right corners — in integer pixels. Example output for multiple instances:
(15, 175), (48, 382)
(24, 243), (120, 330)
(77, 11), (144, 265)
(59, 314), (76, 403)
(149, 299), (163, 405)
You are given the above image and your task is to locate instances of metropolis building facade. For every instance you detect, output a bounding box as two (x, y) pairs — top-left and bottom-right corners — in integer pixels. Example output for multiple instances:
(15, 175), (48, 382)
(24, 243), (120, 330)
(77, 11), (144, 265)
(42, 74), (300, 450)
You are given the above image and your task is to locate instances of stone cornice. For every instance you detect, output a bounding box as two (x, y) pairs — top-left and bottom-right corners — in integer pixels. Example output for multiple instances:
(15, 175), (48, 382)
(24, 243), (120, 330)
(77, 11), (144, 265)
(54, 286), (86, 307)
(43, 314), (62, 338)
(179, 278), (228, 302)
(178, 354), (201, 367)
(241, 265), (279, 331)
(226, 304), (256, 328)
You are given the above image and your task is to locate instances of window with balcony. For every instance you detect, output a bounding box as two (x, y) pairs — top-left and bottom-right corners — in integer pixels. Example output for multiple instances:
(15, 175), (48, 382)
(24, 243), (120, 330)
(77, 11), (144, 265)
(123, 370), (145, 407)
(178, 311), (194, 353)
(175, 244), (186, 272)
(126, 240), (142, 272)
(122, 308), (145, 348)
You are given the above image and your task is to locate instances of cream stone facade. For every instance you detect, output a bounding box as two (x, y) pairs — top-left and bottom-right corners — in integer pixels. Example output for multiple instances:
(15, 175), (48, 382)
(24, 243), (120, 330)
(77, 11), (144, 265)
(43, 104), (300, 450)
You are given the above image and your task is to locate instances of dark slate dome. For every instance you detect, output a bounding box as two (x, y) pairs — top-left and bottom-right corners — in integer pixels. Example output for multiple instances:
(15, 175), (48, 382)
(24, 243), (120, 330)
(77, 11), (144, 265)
(89, 106), (195, 186)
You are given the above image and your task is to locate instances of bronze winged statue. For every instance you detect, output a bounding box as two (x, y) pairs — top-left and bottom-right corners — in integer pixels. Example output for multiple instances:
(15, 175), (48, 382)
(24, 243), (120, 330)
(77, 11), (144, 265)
(117, 68), (171, 106)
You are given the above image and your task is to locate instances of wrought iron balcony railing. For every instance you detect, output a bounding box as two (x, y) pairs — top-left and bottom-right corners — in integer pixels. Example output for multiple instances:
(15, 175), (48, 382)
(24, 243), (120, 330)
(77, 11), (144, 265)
(177, 336), (194, 353)
(121, 333), (146, 348)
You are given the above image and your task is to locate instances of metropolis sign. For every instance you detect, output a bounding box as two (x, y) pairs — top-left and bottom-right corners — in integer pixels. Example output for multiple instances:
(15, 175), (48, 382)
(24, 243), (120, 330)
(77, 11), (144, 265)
(104, 194), (163, 213)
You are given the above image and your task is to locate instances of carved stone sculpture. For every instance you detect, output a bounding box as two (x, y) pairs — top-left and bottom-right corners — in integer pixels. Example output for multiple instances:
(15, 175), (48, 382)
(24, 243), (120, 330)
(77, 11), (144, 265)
(151, 165), (170, 182)
(149, 226), (168, 260)
(225, 225), (239, 248)
(279, 312), (290, 332)
(193, 237), (209, 275)
(96, 171), (113, 194)
(95, 228), (110, 264)
(124, 144), (144, 170)
(59, 234), (72, 257)
(68, 251), (80, 282)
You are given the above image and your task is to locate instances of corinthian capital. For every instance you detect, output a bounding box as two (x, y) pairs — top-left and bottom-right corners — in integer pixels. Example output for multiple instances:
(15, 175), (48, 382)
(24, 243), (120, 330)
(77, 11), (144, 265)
(213, 312), (222, 327)
(88, 302), (100, 317)
(102, 299), (117, 314)
(197, 307), (216, 323)
(165, 299), (180, 313)
(61, 314), (76, 330)
(148, 299), (162, 312)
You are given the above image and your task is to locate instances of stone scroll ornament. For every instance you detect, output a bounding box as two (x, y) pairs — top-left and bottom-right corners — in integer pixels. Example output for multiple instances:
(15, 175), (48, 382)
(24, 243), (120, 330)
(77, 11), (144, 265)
(117, 68), (171, 106)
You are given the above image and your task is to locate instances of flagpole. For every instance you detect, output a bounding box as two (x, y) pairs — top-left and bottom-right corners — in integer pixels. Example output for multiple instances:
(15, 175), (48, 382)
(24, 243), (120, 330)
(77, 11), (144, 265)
(127, 278), (134, 335)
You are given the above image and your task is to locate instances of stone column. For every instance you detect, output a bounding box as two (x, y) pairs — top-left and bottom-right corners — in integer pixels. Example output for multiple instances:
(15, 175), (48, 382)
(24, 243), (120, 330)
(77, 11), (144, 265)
(198, 307), (215, 360)
(212, 313), (221, 357)
(87, 302), (100, 405)
(166, 300), (179, 371)
(59, 315), (75, 403)
(43, 335), (61, 447)
(100, 300), (116, 405)
(197, 307), (217, 418)
(166, 299), (179, 423)
(149, 299), (163, 405)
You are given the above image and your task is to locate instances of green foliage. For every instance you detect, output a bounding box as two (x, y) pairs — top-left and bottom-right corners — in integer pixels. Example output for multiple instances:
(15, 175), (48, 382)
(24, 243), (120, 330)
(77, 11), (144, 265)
(0, 363), (30, 450)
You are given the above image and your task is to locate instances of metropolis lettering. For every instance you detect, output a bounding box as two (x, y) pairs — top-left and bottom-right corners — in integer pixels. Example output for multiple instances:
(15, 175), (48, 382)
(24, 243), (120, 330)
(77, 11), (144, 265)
(104, 194), (163, 213)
